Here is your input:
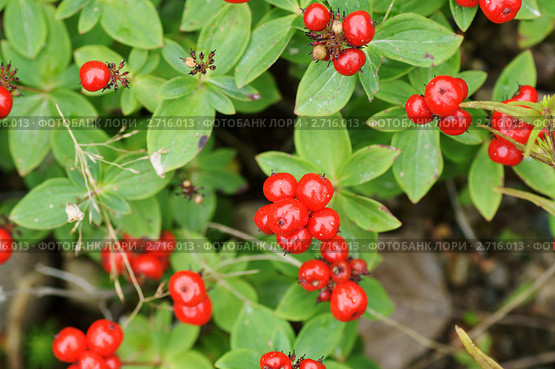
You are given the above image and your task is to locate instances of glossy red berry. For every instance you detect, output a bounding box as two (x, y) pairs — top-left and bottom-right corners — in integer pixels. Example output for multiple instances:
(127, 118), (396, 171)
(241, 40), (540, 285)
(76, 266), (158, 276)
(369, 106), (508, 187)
(303, 3), (331, 32)
(103, 355), (121, 369)
(455, 0), (478, 7)
(299, 359), (326, 369)
(145, 230), (176, 258)
(330, 281), (368, 322)
(334, 49), (366, 76)
(78, 351), (106, 369)
(52, 327), (87, 363)
(0, 228), (13, 264)
(512, 85), (538, 103)
(343, 10), (375, 46)
(425, 76), (464, 116)
(456, 78), (469, 100)
(317, 288), (332, 302)
(224, 0), (250, 3)
(488, 138), (523, 166)
(405, 95), (433, 125)
(296, 173), (334, 211)
(100, 246), (134, 275)
(79, 61), (111, 92)
(438, 108), (472, 136)
(276, 227), (313, 254)
(260, 351), (293, 369)
(307, 208), (340, 241)
(169, 270), (206, 306)
(491, 110), (533, 145)
(86, 320), (123, 357)
(174, 297), (212, 326)
(254, 204), (275, 235)
(331, 260), (351, 283)
(268, 198), (310, 236)
(349, 259), (369, 275)
(263, 173), (297, 202)
(0, 86), (13, 119)
(68, 365), (79, 369)
(299, 260), (331, 291)
(131, 254), (164, 280)
(320, 236), (349, 263)
(479, 0), (522, 23)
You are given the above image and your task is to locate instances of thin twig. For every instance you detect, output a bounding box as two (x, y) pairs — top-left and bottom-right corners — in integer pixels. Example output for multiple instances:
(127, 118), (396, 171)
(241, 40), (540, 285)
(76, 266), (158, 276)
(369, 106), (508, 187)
(502, 351), (555, 369)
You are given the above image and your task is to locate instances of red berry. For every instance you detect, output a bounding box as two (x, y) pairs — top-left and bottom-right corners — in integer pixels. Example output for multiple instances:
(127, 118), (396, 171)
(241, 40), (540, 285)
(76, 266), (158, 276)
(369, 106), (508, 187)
(276, 227), (313, 254)
(68, 365), (79, 369)
(52, 327), (87, 363)
(0, 86), (13, 119)
(306, 208), (340, 241)
(254, 204), (275, 235)
(169, 270), (206, 306)
(488, 138), (523, 166)
(334, 49), (366, 76)
(260, 352), (293, 369)
(223, 0), (250, 3)
(174, 297), (212, 326)
(456, 78), (469, 100)
(424, 75), (464, 116)
(299, 260), (331, 291)
(299, 359), (326, 369)
(100, 247), (134, 275)
(263, 173), (297, 202)
(145, 230), (176, 258)
(491, 110), (533, 145)
(512, 85), (538, 103)
(303, 3), (331, 32)
(296, 173), (334, 211)
(78, 351), (106, 369)
(479, 0), (522, 23)
(131, 254), (164, 280)
(103, 355), (121, 369)
(0, 228), (13, 265)
(268, 198), (310, 236)
(405, 95), (434, 125)
(317, 288), (332, 303)
(79, 61), (111, 92)
(320, 236), (349, 263)
(330, 281), (368, 322)
(343, 10), (375, 46)
(86, 320), (123, 357)
(455, 0), (478, 7)
(438, 108), (472, 136)
(349, 259), (369, 275)
(331, 260), (351, 283)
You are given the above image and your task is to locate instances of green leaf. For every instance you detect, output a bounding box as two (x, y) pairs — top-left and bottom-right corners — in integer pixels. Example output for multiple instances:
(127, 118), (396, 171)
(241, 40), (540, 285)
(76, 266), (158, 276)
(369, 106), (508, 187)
(74, 44), (124, 65)
(367, 106), (409, 133)
(359, 48), (383, 101)
(518, 15), (554, 49)
(180, 0), (224, 31)
(100, 0), (163, 49)
(120, 86), (141, 115)
(5, 0), (47, 58)
(205, 84), (236, 115)
(133, 75), (165, 112)
(165, 350), (212, 369)
(449, 0), (478, 31)
(212, 279), (258, 332)
(1, 41), (42, 88)
(233, 71), (282, 113)
(198, 4), (251, 75)
(391, 127), (443, 203)
(361, 278), (396, 320)
(458, 70), (488, 97)
(515, 0), (541, 19)
(163, 324), (200, 359)
(338, 191), (402, 232)
(294, 314), (345, 359)
(492, 50), (536, 102)
(494, 187), (555, 215)
(275, 283), (320, 321)
(265, 0), (299, 12)
(294, 122), (352, 179)
(78, 0), (101, 34)
(147, 92), (215, 175)
(374, 0), (446, 16)
(231, 303), (295, 355)
(161, 38), (189, 74)
(208, 76), (261, 101)
(371, 13), (463, 67)
(375, 79), (419, 105)
(158, 76), (199, 100)
(172, 186), (216, 232)
(328, 0), (372, 14)
(469, 145), (504, 221)
(10, 179), (86, 230)
(256, 152), (321, 180)
(128, 48), (148, 73)
(408, 50), (461, 94)
(295, 62), (357, 116)
(97, 192), (131, 215)
(215, 349), (260, 369)
(513, 157), (555, 198)
(337, 145), (400, 186)
(235, 15), (296, 88)
(56, 0), (90, 19)
(39, 5), (72, 80)
(111, 197), (161, 239)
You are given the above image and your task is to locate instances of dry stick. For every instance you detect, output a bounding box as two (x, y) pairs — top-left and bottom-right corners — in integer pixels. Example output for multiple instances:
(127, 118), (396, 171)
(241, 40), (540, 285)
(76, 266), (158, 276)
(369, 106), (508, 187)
(501, 351), (555, 369)
(383, 0), (397, 22)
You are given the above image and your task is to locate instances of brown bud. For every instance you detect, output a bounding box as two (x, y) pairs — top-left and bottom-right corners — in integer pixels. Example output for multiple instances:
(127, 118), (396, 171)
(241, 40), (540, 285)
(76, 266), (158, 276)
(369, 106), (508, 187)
(312, 44), (329, 61)
(332, 20), (343, 35)
(183, 57), (196, 69)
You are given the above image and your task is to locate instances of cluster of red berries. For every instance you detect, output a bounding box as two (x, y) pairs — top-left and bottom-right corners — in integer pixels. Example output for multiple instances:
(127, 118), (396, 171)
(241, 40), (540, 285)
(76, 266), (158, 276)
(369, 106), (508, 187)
(254, 173), (340, 254)
(406, 75), (472, 136)
(79, 60), (130, 92)
(303, 4), (375, 76)
(488, 85), (539, 166)
(52, 319), (123, 369)
(169, 270), (212, 326)
(299, 237), (369, 322)
(100, 231), (176, 281)
(0, 227), (13, 265)
(260, 351), (326, 369)
(456, 0), (522, 24)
